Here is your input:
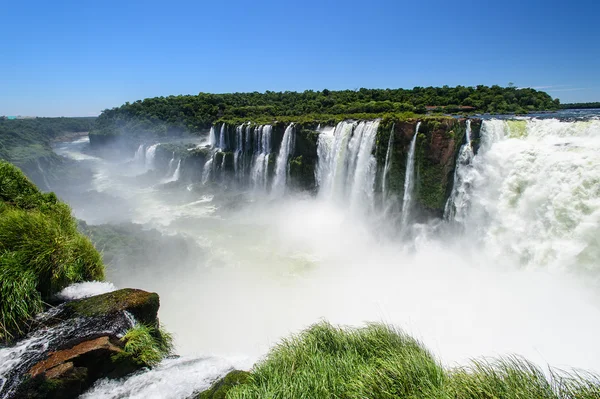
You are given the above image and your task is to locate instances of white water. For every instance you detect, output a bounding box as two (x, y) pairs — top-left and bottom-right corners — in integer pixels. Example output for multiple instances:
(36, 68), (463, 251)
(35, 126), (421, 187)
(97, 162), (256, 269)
(37, 117), (600, 398)
(208, 126), (217, 147)
(453, 118), (600, 273)
(81, 356), (252, 399)
(145, 144), (159, 170)
(317, 120), (380, 210)
(218, 124), (226, 150)
(56, 281), (117, 301)
(381, 123), (395, 199)
(250, 125), (272, 190)
(445, 120), (474, 222)
(133, 144), (145, 163)
(166, 152), (176, 176)
(400, 122), (419, 228)
(272, 124), (295, 196)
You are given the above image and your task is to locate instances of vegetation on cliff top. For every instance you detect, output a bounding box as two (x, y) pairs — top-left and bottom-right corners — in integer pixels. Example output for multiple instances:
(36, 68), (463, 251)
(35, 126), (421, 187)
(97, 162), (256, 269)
(227, 322), (600, 399)
(0, 117), (95, 165)
(0, 161), (104, 342)
(90, 85), (558, 138)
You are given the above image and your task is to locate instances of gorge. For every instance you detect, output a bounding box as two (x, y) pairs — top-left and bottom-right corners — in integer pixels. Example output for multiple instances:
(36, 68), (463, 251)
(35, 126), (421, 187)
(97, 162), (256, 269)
(2, 108), (600, 398)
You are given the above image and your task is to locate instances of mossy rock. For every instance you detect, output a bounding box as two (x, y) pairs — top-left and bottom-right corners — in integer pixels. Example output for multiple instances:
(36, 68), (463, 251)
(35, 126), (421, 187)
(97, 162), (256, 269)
(65, 288), (159, 326)
(196, 370), (251, 399)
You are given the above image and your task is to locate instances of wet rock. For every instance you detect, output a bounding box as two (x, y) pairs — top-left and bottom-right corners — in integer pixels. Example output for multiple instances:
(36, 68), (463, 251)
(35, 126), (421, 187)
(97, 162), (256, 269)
(0, 289), (159, 399)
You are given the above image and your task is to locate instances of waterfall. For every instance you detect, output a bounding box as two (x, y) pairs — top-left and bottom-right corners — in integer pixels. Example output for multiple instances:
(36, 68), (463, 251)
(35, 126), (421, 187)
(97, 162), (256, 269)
(145, 144), (159, 170)
(381, 123), (395, 199)
(209, 126), (217, 147)
(444, 120), (474, 221)
(133, 144), (145, 163)
(169, 160), (181, 182)
(250, 125), (272, 190)
(272, 124), (295, 195)
(234, 125), (245, 182)
(316, 120), (380, 209)
(218, 124), (226, 150)
(166, 152), (175, 176)
(459, 118), (600, 271)
(201, 157), (214, 185)
(400, 122), (419, 228)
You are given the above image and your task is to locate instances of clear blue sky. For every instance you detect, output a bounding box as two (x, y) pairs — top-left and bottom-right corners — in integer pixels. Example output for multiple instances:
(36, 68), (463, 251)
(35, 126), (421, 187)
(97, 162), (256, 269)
(1, 0), (599, 116)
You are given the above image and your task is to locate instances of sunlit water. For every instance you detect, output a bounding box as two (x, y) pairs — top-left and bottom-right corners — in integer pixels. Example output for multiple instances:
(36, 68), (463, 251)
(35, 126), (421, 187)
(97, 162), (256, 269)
(49, 116), (600, 397)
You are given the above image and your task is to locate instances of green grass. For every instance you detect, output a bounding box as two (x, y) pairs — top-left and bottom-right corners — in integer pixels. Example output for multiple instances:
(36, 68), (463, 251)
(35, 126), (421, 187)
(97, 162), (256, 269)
(227, 322), (600, 399)
(0, 160), (105, 342)
(121, 323), (173, 367)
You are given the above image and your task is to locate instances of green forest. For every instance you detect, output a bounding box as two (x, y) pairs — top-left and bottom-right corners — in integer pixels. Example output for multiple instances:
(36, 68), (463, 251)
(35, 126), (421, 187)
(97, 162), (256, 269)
(91, 85), (559, 138)
(0, 117), (95, 164)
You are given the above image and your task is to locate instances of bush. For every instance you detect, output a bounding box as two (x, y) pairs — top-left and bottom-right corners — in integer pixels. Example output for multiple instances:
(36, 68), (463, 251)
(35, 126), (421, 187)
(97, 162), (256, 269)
(121, 324), (173, 367)
(0, 161), (105, 342)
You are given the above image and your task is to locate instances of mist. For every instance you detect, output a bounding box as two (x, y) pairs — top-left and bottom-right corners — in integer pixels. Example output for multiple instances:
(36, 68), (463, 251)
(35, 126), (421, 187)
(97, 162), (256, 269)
(49, 119), (600, 378)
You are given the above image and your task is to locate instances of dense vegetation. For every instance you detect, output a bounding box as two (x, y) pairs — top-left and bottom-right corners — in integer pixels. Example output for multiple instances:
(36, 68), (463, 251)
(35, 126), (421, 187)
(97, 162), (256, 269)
(0, 117), (95, 164)
(225, 322), (600, 399)
(560, 102), (600, 109)
(91, 86), (559, 139)
(0, 161), (104, 342)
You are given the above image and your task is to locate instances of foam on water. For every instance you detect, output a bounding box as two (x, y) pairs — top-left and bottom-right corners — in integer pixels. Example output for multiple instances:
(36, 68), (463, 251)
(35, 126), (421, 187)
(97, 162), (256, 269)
(56, 281), (117, 301)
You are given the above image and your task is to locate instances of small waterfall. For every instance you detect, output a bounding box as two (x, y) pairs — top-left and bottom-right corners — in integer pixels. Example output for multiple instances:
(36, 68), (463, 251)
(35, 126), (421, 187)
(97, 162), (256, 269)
(166, 152), (175, 176)
(250, 125), (272, 190)
(170, 160), (181, 182)
(145, 144), (159, 170)
(444, 120), (474, 221)
(218, 124), (226, 150)
(400, 122), (420, 228)
(272, 124), (295, 195)
(316, 120), (380, 210)
(133, 144), (145, 163)
(201, 157), (214, 185)
(209, 126), (217, 147)
(381, 123), (395, 198)
(234, 125), (245, 182)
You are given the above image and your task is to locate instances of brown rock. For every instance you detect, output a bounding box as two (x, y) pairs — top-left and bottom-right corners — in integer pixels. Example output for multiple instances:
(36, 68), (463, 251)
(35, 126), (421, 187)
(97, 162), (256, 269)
(28, 336), (123, 378)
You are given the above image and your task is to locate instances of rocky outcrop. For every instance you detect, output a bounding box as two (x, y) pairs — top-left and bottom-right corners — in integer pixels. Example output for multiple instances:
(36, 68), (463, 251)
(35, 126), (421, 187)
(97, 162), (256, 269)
(1, 289), (160, 399)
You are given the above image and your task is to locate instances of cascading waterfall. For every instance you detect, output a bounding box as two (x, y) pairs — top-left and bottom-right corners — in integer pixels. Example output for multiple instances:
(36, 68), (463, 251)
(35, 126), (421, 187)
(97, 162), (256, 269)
(381, 123), (395, 199)
(201, 157), (213, 185)
(272, 124), (295, 196)
(250, 125), (272, 190)
(400, 122), (419, 228)
(316, 120), (380, 210)
(170, 160), (181, 182)
(444, 120), (474, 221)
(133, 144), (145, 163)
(208, 126), (217, 147)
(166, 152), (176, 176)
(218, 124), (226, 150)
(145, 144), (159, 170)
(450, 117), (600, 272)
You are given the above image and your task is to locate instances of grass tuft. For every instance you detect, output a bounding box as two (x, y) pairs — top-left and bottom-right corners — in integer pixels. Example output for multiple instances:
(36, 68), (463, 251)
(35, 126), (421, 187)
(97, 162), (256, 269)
(121, 323), (173, 367)
(0, 160), (105, 342)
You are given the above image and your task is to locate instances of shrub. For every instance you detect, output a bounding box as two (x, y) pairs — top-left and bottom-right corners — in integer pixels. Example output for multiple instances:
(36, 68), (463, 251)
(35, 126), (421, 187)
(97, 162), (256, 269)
(121, 324), (173, 367)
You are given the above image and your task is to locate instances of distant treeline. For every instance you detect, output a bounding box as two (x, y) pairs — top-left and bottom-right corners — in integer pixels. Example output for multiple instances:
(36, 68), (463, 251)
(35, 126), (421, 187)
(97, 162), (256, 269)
(560, 102), (600, 109)
(0, 117), (95, 164)
(91, 86), (559, 138)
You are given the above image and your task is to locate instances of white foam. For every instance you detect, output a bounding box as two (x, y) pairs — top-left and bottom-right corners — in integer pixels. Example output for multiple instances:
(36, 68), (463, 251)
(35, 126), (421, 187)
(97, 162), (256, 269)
(56, 281), (117, 301)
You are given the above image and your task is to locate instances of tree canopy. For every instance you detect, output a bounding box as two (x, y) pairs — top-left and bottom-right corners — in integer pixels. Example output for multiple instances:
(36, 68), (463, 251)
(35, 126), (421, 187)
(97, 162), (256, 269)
(91, 85), (559, 138)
